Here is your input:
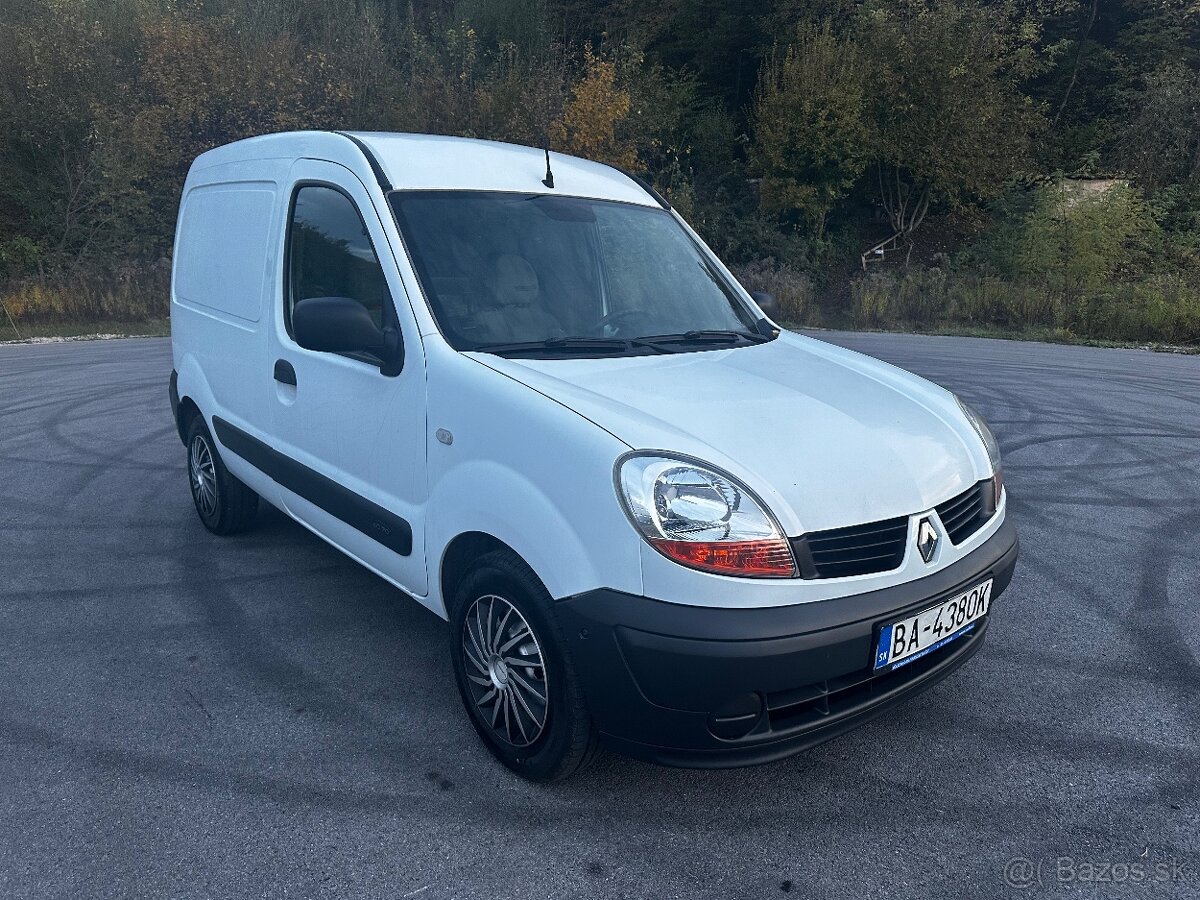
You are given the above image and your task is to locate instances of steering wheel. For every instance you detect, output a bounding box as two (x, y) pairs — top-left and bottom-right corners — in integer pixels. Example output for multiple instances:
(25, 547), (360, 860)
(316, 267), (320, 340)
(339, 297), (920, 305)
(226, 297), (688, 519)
(596, 308), (650, 336)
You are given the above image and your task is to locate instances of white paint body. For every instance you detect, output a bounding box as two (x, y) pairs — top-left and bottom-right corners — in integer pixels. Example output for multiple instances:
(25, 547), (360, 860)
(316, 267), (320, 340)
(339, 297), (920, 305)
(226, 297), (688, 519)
(170, 131), (1004, 618)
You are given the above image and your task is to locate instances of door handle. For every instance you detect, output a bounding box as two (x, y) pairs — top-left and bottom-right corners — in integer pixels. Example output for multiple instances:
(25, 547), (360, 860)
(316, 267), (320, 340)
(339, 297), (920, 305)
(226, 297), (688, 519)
(273, 359), (297, 386)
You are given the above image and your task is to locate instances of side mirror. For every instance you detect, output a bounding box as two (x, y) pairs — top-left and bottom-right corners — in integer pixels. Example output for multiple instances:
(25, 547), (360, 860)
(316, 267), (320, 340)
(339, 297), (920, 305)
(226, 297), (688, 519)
(750, 291), (780, 319)
(293, 296), (403, 374)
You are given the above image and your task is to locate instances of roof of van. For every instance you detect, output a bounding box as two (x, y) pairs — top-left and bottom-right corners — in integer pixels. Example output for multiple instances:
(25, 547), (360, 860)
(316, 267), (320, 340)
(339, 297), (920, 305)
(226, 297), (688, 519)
(188, 131), (662, 208)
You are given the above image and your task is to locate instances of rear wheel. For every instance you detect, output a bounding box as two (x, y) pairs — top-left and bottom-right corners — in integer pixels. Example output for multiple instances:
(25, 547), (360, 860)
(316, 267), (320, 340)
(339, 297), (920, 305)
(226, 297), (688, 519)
(449, 549), (600, 781)
(185, 415), (258, 535)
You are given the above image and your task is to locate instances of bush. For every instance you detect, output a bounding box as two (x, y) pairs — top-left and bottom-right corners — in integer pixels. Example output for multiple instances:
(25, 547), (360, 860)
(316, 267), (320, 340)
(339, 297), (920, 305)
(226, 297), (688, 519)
(1075, 275), (1200, 343)
(734, 258), (819, 325)
(968, 180), (1161, 290)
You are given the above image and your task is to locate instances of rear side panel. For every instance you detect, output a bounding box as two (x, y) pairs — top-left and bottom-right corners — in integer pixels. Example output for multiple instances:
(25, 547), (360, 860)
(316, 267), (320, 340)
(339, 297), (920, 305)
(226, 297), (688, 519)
(171, 158), (290, 505)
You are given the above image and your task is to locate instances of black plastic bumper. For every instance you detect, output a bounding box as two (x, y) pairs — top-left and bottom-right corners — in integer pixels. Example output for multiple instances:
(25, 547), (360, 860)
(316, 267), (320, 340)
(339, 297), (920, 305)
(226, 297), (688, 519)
(556, 518), (1019, 768)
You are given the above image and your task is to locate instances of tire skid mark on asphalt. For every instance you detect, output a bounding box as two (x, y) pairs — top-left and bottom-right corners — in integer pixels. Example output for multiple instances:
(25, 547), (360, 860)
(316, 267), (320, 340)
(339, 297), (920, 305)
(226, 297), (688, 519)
(1010, 523), (1144, 618)
(1011, 494), (1199, 510)
(0, 453), (176, 473)
(0, 562), (352, 604)
(1131, 508), (1200, 685)
(943, 700), (1200, 770)
(1007, 452), (1200, 476)
(882, 345), (1200, 762)
(895, 662), (1200, 761)
(0, 401), (169, 450)
(1004, 430), (1200, 454)
(170, 501), (435, 766)
(2, 377), (153, 412)
(45, 399), (175, 499)
(0, 491), (77, 521)
(0, 716), (427, 815)
(982, 643), (1198, 690)
(892, 726), (1200, 798)
(0, 607), (417, 650)
(0, 519), (189, 531)
(0, 389), (176, 498)
(891, 353), (1200, 386)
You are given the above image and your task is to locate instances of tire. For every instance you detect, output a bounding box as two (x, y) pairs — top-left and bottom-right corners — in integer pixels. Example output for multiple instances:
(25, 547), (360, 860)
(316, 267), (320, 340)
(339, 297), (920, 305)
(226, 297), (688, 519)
(185, 414), (259, 535)
(449, 549), (601, 782)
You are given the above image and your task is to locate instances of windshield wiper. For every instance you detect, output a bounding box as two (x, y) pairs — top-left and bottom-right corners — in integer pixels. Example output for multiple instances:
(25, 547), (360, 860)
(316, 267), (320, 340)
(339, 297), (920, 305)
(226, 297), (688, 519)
(472, 332), (754, 358)
(472, 336), (677, 357)
(634, 329), (771, 346)
(472, 337), (628, 355)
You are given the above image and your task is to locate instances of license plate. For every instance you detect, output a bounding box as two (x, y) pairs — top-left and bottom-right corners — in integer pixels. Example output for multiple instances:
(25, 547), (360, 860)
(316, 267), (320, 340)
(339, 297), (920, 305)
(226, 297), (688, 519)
(873, 579), (993, 671)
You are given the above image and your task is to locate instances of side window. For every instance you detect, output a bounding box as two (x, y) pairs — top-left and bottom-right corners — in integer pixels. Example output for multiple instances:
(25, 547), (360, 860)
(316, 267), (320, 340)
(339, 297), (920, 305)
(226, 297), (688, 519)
(286, 185), (392, 332)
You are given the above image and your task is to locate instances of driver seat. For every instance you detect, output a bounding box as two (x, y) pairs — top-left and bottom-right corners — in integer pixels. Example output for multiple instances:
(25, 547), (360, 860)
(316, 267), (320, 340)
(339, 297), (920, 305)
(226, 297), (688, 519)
(481, 254), (563, 342)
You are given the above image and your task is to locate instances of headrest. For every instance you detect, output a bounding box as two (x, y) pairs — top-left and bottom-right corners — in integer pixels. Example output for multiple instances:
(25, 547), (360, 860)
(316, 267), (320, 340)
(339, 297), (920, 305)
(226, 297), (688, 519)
(489, 254), (539, 307)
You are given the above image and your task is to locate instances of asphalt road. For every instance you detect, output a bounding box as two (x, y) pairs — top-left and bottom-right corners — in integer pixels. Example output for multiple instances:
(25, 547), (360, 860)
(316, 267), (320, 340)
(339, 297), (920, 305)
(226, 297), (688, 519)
(0, 332), (1197, 899)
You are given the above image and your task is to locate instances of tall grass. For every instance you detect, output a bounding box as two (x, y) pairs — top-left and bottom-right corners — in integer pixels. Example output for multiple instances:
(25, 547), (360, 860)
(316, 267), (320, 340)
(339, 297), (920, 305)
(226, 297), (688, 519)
(1, 266), (170, 324)
(848, 268), (1200, 344)
(734, 258), (822, 326)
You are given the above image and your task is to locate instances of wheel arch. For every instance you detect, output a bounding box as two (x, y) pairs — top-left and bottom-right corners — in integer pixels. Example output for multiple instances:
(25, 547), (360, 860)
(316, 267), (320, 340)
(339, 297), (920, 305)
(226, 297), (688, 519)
(175, 395), (203, 444)
(440, 531), (521, 615)
(173, 352), (219, 438)
(427, 459), (641, 620)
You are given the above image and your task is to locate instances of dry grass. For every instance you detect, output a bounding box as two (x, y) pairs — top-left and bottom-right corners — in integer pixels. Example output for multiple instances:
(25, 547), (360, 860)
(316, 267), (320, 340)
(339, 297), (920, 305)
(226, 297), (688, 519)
(847, 268), (1200, 344)
(733, 258), (821, 326)
(1, 266), (171, 325)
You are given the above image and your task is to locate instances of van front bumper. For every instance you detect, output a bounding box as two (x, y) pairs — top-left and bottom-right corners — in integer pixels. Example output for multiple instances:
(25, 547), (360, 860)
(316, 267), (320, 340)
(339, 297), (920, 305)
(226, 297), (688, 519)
(556, 518), (1018, 768)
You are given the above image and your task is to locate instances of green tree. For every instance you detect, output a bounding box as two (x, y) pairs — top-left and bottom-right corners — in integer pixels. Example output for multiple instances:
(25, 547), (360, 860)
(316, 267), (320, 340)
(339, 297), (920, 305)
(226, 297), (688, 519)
(865, 0), (1041, 251)
(750, 21), (872, 239)
(1119, 64), (1200, 192)
(0, 0), (142, 273)
(1017, 181), (1159, 301)
(973, 179), (1160, 303)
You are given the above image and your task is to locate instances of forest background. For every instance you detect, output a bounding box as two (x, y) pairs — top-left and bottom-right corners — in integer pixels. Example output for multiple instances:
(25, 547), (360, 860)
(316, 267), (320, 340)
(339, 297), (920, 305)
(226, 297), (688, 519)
(2, 0), (1198, 344)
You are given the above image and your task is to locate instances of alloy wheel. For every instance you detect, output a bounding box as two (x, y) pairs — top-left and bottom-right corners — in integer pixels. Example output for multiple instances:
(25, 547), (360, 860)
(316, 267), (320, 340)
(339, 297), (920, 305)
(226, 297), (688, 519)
(189, 434), (218, 518)
(461, 594), (549, 747)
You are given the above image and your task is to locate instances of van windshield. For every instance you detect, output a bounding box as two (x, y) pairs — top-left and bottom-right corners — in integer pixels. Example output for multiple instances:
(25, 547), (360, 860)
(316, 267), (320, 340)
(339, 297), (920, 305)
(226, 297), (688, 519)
(389, 191), (766, 357)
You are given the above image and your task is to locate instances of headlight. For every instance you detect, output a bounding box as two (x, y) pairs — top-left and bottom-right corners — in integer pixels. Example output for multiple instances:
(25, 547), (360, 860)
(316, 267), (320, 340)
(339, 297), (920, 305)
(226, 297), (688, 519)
(615, 453), (796, 577)
(956, 396), (1004, 506)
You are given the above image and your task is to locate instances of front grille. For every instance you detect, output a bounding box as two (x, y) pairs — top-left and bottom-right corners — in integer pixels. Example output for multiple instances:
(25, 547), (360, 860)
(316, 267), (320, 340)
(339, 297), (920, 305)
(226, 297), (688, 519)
(935, 480), (993, 544)
(789, 479), (997, 579)
(791, 516), (909, 579)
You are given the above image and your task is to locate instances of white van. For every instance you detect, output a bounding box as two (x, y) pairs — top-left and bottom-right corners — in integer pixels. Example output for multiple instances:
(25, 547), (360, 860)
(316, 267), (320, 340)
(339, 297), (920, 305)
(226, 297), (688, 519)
(169, 131), (1018, 780)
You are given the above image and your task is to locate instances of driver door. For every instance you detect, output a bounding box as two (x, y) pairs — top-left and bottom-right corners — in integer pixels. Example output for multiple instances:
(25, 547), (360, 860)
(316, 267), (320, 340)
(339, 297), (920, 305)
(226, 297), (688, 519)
(266, 159), (427, 596)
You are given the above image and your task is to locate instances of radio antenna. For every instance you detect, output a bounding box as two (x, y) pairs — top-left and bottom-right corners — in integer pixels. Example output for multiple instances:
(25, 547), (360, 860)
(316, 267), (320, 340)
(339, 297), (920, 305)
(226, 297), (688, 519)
(542, 138), (555, 189)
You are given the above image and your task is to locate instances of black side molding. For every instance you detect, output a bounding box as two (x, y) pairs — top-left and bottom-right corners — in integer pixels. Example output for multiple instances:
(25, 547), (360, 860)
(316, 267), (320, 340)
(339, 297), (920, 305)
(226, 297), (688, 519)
(335, 131), (393, 192)
(211, 416), (412, 556)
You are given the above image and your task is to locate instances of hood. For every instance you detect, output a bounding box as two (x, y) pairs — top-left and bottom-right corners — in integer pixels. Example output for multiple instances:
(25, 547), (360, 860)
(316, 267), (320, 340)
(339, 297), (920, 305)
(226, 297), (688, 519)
(468, 333), (988, 535)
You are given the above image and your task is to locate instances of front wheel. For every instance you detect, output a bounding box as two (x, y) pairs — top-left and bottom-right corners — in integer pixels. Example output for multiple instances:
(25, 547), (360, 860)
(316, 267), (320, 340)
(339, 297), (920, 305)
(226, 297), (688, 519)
(449, 550), (600, 782)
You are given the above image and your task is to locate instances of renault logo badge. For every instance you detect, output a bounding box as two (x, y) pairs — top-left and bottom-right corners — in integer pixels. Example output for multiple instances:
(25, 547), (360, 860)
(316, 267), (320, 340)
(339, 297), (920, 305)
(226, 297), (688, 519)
(917, 517), (939, 563)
